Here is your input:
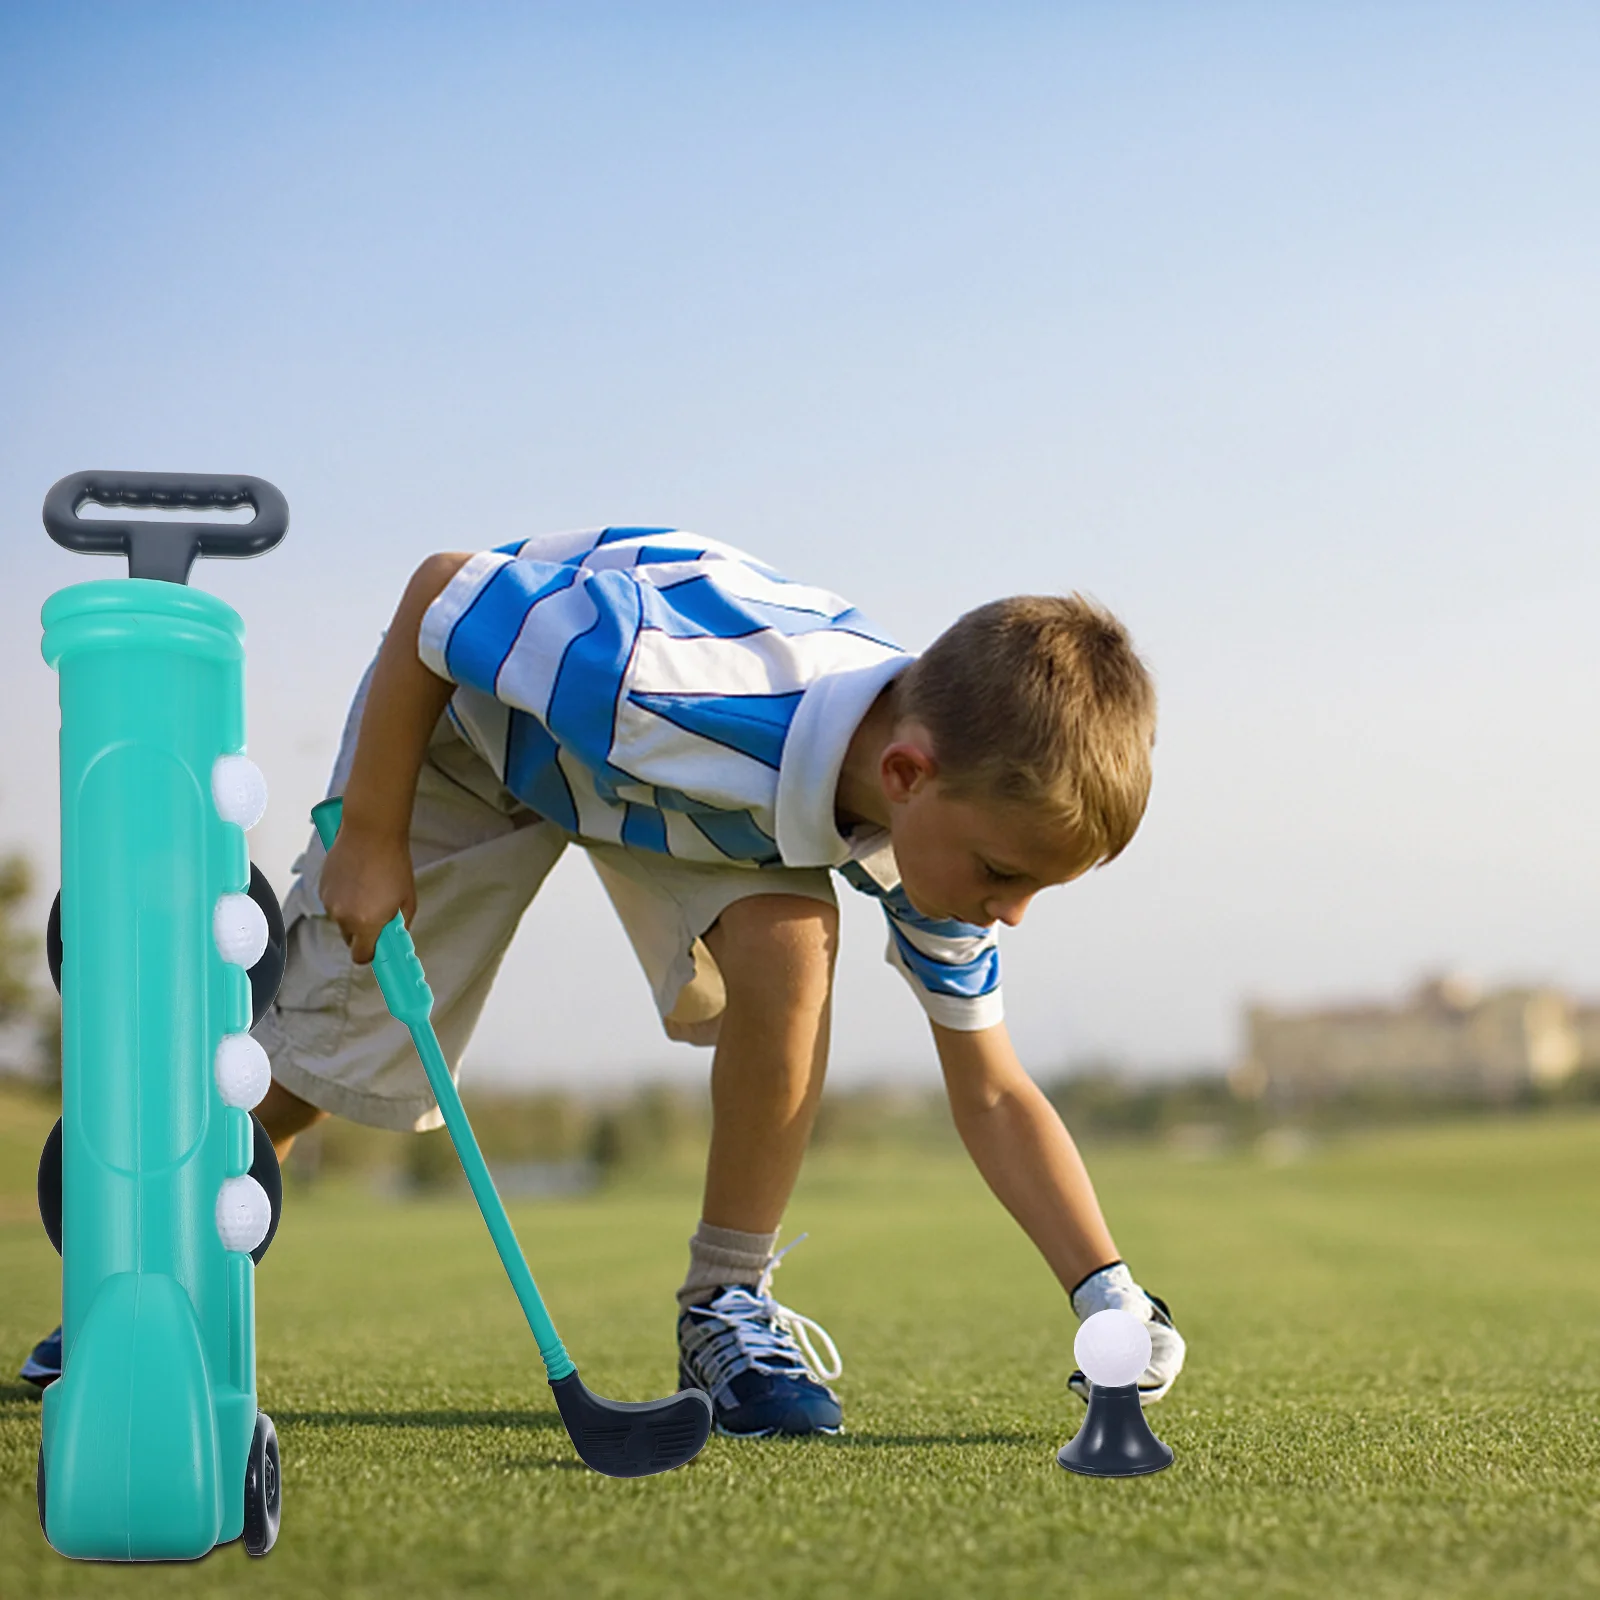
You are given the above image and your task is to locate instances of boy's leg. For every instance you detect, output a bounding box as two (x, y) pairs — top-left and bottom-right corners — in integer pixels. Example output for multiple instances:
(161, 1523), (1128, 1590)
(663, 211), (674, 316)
(256, 1078), (328, 1163)
(581, 851), (840, 1239)
(697, 893), (838, 1236)
(678, 893), (847, 1436)
(582, 848), (846, 1435)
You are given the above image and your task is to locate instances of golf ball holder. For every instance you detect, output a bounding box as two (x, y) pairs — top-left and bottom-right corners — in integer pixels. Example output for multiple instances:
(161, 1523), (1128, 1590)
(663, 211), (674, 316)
(1058, 1310), (1174, 1478)
(36, 472), (289, 1560)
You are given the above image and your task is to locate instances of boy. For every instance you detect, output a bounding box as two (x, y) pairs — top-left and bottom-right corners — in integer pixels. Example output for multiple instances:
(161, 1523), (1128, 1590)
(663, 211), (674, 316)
(22, 527), (1184, 1432)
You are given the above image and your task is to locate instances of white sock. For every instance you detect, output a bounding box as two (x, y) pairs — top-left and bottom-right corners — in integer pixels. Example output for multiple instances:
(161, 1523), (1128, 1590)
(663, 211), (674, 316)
(677, 1220), (780, 1310)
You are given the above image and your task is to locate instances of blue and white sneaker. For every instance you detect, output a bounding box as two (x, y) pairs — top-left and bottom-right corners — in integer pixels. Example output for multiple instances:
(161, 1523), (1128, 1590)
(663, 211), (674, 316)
(19, 1326), (62, 1389)
(678, 1246), (843, 1437)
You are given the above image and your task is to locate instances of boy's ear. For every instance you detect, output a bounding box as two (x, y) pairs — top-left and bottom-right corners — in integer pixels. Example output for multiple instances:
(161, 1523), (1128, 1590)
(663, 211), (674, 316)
(880, 736), (938, 803)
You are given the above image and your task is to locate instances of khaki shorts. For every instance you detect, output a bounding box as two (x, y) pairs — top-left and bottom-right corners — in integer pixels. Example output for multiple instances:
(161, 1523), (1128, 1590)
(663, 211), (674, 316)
(255, 687), (836, 1132)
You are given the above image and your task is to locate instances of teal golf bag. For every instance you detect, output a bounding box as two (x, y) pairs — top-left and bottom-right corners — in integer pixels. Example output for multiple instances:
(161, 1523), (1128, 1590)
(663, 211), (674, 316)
(35, 472), (288, 1559)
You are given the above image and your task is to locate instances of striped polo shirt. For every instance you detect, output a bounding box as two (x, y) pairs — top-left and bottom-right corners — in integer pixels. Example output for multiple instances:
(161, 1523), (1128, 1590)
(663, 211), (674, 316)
(418, 527), (1002, 1030)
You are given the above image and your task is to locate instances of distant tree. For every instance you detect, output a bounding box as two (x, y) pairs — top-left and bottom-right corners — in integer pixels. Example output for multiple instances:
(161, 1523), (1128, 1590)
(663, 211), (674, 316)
(0, 852), (57, 1090)
(0, 853), (39, 1022)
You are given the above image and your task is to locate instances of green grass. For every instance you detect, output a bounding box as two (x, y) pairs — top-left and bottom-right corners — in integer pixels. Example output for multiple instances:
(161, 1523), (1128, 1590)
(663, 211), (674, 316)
(2, 1086), (1597, 1598)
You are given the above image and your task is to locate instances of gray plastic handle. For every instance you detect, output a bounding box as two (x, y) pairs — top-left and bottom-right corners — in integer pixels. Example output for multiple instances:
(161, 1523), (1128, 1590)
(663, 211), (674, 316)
(43, 470), (289, 584)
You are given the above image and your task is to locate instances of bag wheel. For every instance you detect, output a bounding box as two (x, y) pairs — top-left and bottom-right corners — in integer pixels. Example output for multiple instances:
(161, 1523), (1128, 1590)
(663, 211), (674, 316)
(242, 1411), (281, 1557)
(38, 1119), (62, 1254)
(248, 1113), (283, 1265)
(247, 864), (286, 1028)
(47, 892), (61, 992)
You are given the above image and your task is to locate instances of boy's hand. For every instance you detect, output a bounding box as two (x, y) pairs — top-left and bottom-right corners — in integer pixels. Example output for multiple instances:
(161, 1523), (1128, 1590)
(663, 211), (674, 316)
(1068, 1262), (1186, 1405)
(318, 823), (417, 966)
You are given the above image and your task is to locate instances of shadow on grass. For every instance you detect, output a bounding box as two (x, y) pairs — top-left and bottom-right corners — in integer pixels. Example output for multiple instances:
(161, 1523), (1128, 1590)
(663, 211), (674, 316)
(0, 1381), (43, 1408)
(820, 1431), (1038, 1449)
(277, 1408), (618, 1474)
(276, 1407), (565, 1433)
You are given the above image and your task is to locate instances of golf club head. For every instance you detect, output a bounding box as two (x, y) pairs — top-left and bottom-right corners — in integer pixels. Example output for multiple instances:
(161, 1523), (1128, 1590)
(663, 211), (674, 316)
(550, 1371), (713, 1478)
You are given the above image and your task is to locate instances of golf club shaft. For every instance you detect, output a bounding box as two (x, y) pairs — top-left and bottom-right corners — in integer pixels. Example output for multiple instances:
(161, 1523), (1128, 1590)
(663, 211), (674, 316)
(394, 1004), (575, 1381)
(311, 799), (575, 1383)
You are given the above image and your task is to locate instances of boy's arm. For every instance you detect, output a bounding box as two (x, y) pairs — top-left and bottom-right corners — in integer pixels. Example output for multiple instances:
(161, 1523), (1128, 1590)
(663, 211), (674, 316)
(932, 1019), (1119, 1296)
(320, 551), (471, 964)
(936, 1019), (1189, 1403)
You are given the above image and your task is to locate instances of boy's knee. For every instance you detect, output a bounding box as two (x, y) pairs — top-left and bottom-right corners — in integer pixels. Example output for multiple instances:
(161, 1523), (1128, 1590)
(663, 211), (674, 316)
(704, 895), (839, 1015)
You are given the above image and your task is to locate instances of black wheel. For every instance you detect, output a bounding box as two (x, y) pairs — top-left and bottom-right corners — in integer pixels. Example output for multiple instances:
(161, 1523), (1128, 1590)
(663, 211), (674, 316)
(46, 892), (61, 993)
(38, 1119), (62, 1254)
(247, 864), (286, 1029)
(248, 1113), (282, 1266)
(242, 1411), (281, 1557)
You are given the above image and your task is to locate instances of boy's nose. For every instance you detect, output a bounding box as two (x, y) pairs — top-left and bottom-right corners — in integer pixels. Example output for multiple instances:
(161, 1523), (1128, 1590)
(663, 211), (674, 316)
(986, 893), (1033, 928)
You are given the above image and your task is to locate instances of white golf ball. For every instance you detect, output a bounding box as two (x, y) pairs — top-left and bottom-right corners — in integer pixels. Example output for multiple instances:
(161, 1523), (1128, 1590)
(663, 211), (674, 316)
(211, 754), (268, 830)
(214, 892), (268, 968)
(215, 1032), (271, 1109)
(1074, 1309), (1152, 1390)
(216, 1175), (271, 1254)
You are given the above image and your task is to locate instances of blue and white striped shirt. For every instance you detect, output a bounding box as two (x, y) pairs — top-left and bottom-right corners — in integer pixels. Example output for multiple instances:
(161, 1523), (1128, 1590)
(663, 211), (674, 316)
(418, 527), (1002, 1030)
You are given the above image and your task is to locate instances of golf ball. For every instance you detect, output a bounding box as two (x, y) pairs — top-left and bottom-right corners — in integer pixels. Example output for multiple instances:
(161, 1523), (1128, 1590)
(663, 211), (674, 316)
(214, 892), (269, 968)
(211, 754), (268, 830)
(1074, 1309), (1152, 1390)
(216, 1175), (271, 1254)
(215, 1032), (271, 1110)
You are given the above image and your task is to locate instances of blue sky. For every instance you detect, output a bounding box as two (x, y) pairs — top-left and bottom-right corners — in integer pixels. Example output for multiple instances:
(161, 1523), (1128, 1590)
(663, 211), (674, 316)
(3, 3), (1598, 1085)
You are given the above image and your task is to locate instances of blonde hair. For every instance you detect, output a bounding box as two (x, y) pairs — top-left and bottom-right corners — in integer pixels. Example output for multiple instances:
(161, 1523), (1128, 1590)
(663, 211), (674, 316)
(894, 595), (1156, 868)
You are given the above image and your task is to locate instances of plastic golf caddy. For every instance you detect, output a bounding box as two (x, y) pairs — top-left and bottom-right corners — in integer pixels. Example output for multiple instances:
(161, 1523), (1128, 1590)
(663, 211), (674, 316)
(36, 472), (289, 1560)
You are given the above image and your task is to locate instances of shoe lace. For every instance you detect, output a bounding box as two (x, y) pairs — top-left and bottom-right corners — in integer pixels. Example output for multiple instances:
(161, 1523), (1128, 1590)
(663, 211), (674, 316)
(686, 1234), (843, 1389)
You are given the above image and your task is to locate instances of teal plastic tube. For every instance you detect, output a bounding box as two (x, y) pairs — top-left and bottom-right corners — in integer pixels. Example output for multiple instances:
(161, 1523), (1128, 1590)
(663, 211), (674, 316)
(310, 799), (575, 1383)
(41, 579), (255, 1557)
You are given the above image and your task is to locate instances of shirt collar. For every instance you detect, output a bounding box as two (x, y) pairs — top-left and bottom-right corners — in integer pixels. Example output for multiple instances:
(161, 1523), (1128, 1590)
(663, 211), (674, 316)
(775, 654), (911, 868)
(843, 828), (902, 890)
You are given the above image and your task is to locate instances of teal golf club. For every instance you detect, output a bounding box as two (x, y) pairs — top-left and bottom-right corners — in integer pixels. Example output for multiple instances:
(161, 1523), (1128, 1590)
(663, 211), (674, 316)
(312, 796), (713, 1478)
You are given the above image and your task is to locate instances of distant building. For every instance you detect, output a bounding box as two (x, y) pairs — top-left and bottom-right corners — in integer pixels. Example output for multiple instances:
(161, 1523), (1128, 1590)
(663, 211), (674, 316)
(1574, 1002), (1600, 1070)
(1233, 975), (1591, 1105)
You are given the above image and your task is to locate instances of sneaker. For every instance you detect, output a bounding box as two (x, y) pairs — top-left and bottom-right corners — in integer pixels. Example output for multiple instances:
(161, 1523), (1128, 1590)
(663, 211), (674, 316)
(20, 1326), (62, 1389)
(678, 1245), (843, 1437)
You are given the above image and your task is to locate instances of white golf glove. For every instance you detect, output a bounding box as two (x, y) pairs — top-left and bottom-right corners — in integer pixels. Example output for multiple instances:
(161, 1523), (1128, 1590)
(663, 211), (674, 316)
(1068, 1261), (1186, 1405)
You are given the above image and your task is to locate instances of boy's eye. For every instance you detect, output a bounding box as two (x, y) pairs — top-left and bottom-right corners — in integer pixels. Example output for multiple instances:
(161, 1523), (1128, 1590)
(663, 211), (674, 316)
(980, 860), (1017, 884)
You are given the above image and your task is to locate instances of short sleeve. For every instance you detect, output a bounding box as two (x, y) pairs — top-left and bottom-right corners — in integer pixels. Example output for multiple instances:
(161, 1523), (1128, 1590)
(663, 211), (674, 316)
(418, 551), (646, 785)
(836, 865), (1003, 1030)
